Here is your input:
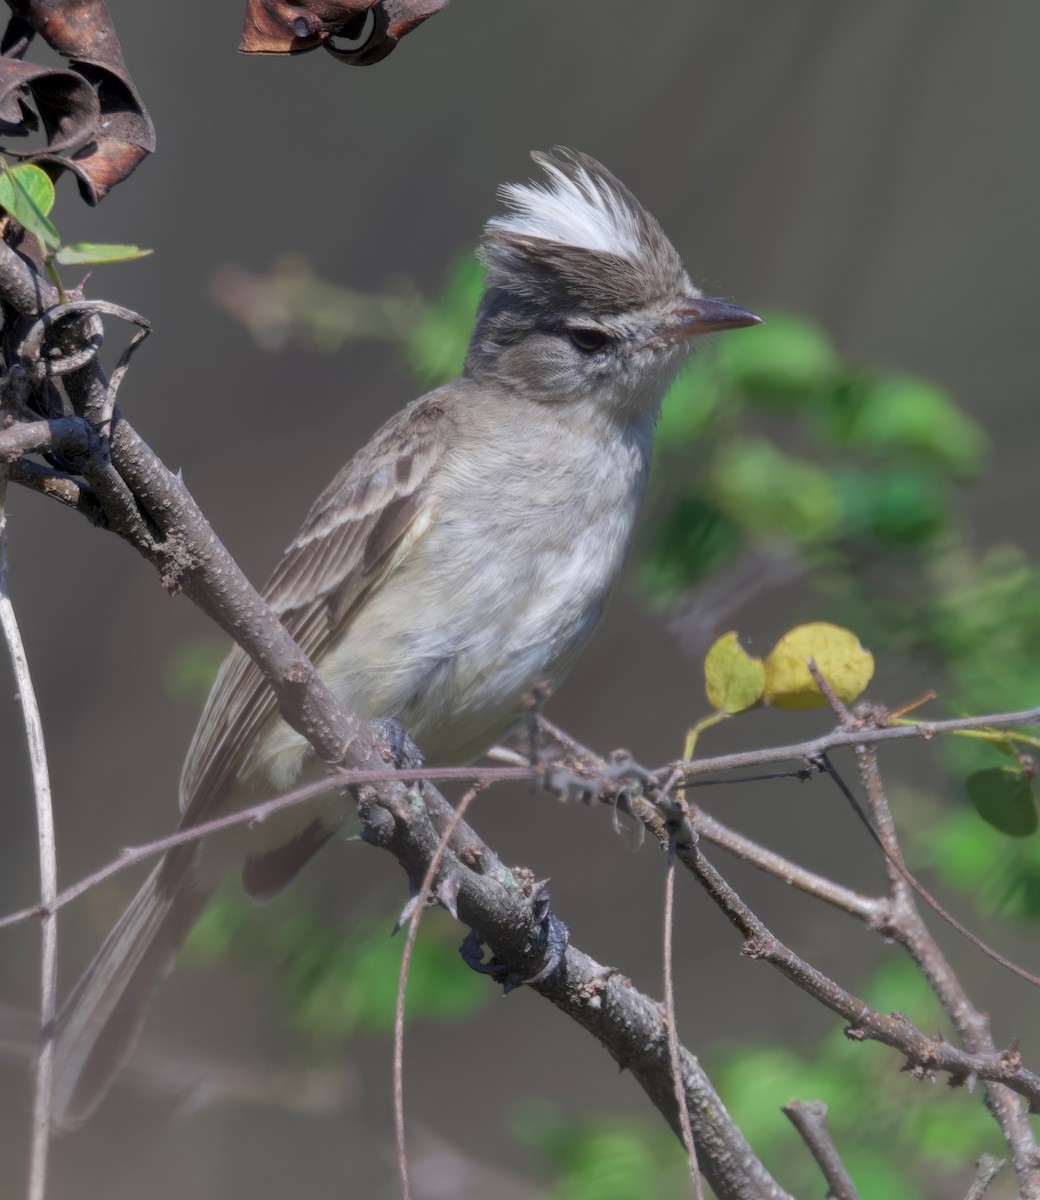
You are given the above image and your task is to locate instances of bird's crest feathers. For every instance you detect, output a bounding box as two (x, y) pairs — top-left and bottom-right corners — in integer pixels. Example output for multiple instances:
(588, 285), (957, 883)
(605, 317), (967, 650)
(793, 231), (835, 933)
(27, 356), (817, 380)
(489, 150), (649, 261)
(478, 149), (689, 311)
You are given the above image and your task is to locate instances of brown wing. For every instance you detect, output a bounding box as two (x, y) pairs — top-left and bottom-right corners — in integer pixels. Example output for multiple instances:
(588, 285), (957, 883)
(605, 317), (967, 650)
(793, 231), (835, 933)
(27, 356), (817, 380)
(177, 392), (454, 826)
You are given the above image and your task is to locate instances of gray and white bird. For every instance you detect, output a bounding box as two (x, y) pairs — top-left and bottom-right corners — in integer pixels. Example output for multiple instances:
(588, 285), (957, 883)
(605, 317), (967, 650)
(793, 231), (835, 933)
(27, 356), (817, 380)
(51, 148), (760, 1126)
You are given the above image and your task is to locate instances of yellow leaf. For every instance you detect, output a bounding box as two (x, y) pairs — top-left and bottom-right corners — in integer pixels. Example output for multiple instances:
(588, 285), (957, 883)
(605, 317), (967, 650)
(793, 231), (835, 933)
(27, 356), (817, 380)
(764, 622), (874, 710)
(704, 631), (766, 713)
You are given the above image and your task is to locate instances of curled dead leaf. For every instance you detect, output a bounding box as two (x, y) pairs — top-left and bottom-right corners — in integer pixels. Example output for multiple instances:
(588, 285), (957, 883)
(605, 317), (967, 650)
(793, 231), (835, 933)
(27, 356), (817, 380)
(240, 0), (449, 63)
(0, 1), (154, 203)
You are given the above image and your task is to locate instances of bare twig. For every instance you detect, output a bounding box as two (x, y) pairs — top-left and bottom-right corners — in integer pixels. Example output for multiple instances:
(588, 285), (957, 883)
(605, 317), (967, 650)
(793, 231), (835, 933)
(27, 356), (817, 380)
(394, 783), (484, 1200)
(782, 1099), (861, 1200)
(0, 471), (58, 1200)
(673, 704), (1040, 783)
(692, 808), (882, 921)
(851, 736), (1040, 1196)
(663, 808), (704, 1199)
(964, 1155), (1006, 1200)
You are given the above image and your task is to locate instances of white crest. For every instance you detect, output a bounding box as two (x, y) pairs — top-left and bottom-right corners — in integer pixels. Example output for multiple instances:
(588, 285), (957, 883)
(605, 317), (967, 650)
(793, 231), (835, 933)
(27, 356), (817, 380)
(488, 153), (646, 261)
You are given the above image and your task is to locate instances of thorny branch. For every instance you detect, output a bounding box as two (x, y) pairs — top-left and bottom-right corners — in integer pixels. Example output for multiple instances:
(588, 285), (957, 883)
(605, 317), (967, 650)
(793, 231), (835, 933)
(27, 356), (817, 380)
(0, 238), (789, 1200)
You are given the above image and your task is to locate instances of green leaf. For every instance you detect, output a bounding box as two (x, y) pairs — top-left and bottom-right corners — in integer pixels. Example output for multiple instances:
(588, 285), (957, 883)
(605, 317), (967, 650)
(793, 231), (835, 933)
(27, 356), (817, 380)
(0, 163), (60, 248)
(655, 356), (723, 446)
(162, 640), (226, 705)
(714, 311), (837, 406)
(184, 892), (252, 961)
(278, 916), (486, 1042)
(711, 440), (842, 543)
(56, 242), (153, 265)
(639, 496), (742, 602)
(407, 251), (484, 385)
(704, 631), (765, 713)
(841, 375), (986, 474)
(966, 766), (1038, 837)
(836, 467), (947, 546)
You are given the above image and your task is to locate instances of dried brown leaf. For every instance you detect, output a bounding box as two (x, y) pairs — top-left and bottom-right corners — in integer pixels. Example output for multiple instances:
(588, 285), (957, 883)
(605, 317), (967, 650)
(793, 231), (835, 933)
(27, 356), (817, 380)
(1, 1), (154, 203)
(240, 0), (448, 63)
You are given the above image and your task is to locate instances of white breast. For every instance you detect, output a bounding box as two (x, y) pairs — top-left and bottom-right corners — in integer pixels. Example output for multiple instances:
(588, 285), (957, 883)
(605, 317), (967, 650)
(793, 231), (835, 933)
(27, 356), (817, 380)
(250, 406), (654, 781)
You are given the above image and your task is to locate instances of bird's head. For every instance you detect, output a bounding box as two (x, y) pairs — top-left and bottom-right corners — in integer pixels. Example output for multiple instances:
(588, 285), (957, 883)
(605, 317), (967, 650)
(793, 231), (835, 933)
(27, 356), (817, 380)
(466, 149), (761, 418)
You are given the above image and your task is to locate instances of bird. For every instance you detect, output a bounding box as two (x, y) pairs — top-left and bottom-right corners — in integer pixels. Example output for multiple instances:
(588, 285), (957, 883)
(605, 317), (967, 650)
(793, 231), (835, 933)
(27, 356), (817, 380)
(50, 148), (761, 1127)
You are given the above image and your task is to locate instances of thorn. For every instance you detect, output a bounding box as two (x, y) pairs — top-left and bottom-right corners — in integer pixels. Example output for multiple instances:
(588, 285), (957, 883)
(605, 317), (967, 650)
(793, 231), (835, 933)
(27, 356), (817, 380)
(392, 887), (422, 935)
(436, 873), (461, 920)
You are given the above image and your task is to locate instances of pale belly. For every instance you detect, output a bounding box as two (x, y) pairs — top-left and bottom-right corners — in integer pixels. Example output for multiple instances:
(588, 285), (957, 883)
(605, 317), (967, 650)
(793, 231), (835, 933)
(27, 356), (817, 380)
(246, 501), (641, 794)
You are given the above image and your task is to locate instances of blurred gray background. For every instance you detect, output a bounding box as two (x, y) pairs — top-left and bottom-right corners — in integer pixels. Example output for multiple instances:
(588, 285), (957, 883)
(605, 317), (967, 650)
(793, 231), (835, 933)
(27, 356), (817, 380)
(1, 2), (1037, 1196)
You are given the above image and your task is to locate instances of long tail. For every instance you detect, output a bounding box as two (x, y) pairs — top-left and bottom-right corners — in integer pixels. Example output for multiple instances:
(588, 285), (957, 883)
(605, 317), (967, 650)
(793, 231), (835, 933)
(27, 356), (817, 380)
(50, 862), (212, 1129)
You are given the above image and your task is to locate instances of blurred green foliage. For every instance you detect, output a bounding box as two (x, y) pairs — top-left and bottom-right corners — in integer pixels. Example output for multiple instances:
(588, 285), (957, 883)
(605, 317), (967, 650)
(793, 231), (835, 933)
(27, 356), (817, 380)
(714, 961), (1006, 1198)
(162, 638), (226, 705)
(514, 1104), (687, 1199)
(185, 891), (487, 1042)
(643, 308), (1040, 844)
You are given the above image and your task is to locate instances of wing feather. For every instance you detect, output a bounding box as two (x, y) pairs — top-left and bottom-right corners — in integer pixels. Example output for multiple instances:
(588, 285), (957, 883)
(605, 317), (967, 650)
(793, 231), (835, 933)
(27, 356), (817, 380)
(178, 392), (453, 822)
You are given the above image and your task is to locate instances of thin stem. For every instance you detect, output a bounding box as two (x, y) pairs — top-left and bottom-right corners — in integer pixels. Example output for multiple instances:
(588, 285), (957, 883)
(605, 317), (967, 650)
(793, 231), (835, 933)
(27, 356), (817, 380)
(664, 818), (703, 1199)
(852, 740), (1040, 1196)
(693, 808), (881, 921)
(782, 1100), (861, 1200)
(393, 784), (483, 1200)
(0, 471), (58, 1200)
(964, 1156), (1006, 1200)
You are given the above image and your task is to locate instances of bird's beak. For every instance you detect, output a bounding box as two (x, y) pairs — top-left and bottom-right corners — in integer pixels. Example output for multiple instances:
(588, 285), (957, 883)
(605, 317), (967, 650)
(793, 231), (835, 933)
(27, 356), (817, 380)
(662, 296), (763, 345)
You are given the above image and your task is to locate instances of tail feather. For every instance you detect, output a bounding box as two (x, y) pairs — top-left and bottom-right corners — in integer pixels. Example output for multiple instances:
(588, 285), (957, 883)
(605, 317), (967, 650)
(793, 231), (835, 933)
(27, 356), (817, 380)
(51, 864), (211, 1129)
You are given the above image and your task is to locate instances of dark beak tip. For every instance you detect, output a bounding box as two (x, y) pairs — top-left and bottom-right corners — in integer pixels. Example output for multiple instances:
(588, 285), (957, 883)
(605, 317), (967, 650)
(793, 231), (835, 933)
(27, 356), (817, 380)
(675, 297), (764, 340)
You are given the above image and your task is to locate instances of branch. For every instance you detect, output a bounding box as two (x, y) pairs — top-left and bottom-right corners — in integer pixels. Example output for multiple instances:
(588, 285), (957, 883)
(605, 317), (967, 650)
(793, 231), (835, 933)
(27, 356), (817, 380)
(673, 705), (1040, 782)
(964, 1156), (1006, 1200)
(0, 471), (58, 1200)
(850, 733), (1040, 1194)
(781, 1100), (861, 1200)
(531, 722), (1040, 1114)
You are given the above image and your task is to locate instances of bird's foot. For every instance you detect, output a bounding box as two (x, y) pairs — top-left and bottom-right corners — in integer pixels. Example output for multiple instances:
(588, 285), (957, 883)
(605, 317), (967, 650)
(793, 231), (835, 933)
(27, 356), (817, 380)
(458, 879), (569, 993)
(373, 715), (425, 771)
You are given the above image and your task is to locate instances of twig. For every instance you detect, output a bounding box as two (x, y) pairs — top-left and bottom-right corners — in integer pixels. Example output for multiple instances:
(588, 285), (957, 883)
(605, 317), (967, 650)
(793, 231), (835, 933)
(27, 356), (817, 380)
(0, 765), (534, 932)
(673, 704), (1040, 782)
(692, 808), (882, 921)
(663, 802), (704, 1199)
(964, 1155), (1006, 1200)
(0, 471), (58, 1200)
(851, 736), (1040, 1196)
(781, 1099), (861, 1200)
(394, 783), (483, 1200)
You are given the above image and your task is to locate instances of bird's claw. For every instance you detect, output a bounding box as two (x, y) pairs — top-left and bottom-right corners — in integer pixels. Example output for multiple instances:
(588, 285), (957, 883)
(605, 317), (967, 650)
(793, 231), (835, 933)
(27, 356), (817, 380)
(373, 716), (424, 771)
(458, 880), (569, 992)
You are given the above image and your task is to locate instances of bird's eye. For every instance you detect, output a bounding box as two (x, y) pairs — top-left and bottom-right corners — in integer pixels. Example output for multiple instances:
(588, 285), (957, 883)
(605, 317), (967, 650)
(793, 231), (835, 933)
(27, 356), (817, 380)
(327, 9), (377, 53)
(567, 327), (610, 354)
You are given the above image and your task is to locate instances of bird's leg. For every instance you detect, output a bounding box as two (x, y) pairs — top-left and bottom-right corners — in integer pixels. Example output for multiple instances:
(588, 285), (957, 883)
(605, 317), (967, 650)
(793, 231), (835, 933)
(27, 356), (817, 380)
(372, 715), (425, 771)
(458, 877), (570, 992)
